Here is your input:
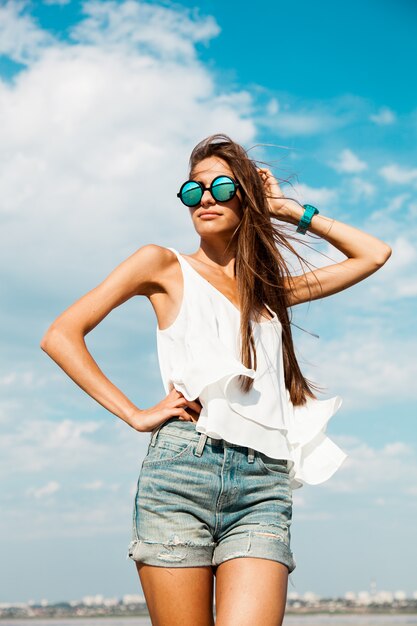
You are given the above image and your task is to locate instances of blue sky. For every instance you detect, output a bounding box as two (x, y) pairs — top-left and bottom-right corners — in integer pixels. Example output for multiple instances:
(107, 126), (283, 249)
(1, 0), (416, 605)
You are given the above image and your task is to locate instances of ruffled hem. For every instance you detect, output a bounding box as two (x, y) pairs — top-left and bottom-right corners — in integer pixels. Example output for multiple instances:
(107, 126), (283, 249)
(169, 332), (257, 401)
(287, 431), (348, 490)
(172, 364), (348, 490)
(284, 392), (348, 488)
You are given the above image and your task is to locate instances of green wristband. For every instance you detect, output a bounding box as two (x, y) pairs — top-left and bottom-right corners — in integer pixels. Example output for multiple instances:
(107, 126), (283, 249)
(296, 204), (319, 234)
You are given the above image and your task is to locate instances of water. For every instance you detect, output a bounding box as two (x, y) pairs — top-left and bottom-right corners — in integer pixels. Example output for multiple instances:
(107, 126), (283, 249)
(3, 615), (417, 625)
(284, 617), (417, 625)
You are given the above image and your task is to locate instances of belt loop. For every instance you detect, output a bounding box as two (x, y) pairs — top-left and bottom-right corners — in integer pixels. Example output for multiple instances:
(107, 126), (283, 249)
(248, 447), (255, 463)
(194, 433), (208, 457)
(150, 422), (164, 447)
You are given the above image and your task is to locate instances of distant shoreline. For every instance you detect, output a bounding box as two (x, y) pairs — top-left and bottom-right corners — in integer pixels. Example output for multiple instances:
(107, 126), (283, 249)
(2, 609), (417, 620)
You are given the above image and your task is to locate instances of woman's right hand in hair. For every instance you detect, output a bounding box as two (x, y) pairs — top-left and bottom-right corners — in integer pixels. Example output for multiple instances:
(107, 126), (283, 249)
(128, 388), (202, 433)
(257, 167), (295, 222)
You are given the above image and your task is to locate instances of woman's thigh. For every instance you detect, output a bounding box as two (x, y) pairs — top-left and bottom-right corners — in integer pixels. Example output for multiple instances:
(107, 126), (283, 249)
(136, 562), (215, 626)
(214, 557), (288, 626)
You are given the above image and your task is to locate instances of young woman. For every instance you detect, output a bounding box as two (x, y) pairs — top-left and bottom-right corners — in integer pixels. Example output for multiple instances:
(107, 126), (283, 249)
(40, 133), (392, 626)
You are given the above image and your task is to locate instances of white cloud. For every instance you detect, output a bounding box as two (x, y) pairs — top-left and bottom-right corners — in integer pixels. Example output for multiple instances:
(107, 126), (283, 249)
(0, 370), (61, 389)
(349, 176), (375, 199)
(44, 419), (101, 449)
(0, 0), (255, 297)
(0, 417), (106, 474)
(69, 0), (220, 61)
(379, 164), (417, 185)
(0, 0), (57, 64)
(265, 109), (341, 136)
(258, 94), (362, 137)
(83, 480), (104, 490)
(306, 328), (417, 405)
(321, 437), (417, 495)
(0, 404), (146, 538)
(330, 149), (368, 174)
(1, 494), (131, 539)
(296, 511), (334, 521)
(383, 442), (412, 456)
(0, 373), (17, 386)
(369, 193), (411, 220)
(287, 182), (338, 208)
(292, 493), (307, 508)
(381, 235), (416, 270)
(369, 107), (396, 125)
(0, 410), (142, 539)
(27, 480), (61, 498)
(396, 279), (417, 297)
(408, 201), (417, 218)
(82, 480), (120, 491)
(266, 97), (279, 116)
(374, 497), (386, 506)
(349, 231), (417, 301)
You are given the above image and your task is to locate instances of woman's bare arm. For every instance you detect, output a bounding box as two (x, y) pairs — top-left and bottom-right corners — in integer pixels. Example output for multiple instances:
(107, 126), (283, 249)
(40, 244), (199, 431)
(279, 201), (392, 307)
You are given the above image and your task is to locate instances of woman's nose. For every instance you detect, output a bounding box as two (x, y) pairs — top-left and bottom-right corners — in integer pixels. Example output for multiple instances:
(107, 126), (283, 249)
(201, 189), (215, 205)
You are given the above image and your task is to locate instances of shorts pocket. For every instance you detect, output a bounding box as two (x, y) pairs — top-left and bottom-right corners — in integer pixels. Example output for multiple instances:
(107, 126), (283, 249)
(143, 434), (194, 466)
(257, 452), (290, 476)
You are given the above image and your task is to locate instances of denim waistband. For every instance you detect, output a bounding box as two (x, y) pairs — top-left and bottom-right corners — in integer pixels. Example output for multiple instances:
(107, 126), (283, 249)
(149, 417), (256, 462)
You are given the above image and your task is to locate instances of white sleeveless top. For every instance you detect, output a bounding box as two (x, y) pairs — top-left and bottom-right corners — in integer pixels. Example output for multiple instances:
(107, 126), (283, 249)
(156, 247), (348, 490)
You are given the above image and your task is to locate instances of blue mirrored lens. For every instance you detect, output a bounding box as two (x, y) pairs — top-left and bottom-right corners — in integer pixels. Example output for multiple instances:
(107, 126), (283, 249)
(211, 176), (236, 201)
(180, 181), (202, 206)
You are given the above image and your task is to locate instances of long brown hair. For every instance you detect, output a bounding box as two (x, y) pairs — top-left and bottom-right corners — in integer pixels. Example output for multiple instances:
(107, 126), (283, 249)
(188, 133), (325, 407)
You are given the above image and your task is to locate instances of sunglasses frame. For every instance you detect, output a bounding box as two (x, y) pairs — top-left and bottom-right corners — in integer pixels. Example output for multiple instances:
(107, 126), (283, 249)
(176, 175), (240, 207)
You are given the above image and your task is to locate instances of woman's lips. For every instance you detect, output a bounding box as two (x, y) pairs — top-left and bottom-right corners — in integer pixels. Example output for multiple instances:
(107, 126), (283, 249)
(199, 213), (220, 219)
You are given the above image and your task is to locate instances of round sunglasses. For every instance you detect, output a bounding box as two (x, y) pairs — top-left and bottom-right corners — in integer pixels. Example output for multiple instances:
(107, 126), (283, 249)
(177, 175), (240, 207)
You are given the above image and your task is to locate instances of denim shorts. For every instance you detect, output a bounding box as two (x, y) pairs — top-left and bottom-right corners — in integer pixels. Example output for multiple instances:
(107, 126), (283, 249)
(127, 417), (296, 573)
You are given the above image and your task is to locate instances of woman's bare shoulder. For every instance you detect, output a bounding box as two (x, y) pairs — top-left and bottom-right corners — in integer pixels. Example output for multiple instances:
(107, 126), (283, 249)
(127, 244), (178, 296)
(132, 243), (173, 264)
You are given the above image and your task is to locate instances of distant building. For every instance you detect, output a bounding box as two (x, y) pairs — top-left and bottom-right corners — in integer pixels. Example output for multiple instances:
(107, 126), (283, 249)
(82, 594), (105, 606)
(345, 592), (356, 601)
(122, 594), (146, 605)
(394, 591), (407, 601)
